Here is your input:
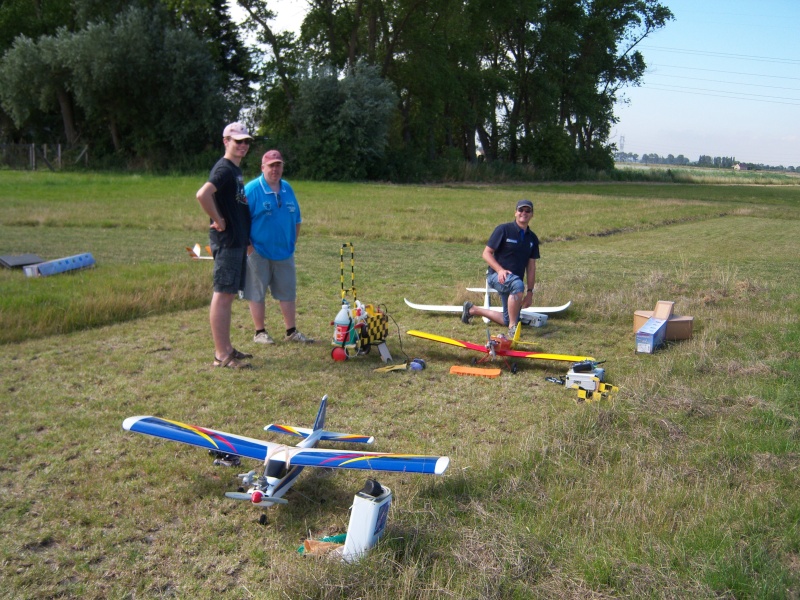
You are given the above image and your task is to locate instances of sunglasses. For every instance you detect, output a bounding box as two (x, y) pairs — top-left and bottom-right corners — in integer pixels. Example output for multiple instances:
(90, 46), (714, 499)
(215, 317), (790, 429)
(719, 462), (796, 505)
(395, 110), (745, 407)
(232, 138), (251, 145)
(517, 207), (532, 213)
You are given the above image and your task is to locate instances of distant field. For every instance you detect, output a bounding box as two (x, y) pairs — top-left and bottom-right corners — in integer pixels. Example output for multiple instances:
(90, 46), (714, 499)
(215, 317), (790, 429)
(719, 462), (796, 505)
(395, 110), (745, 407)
(615, 162), (800, 184)
(1, 172), (799, 598)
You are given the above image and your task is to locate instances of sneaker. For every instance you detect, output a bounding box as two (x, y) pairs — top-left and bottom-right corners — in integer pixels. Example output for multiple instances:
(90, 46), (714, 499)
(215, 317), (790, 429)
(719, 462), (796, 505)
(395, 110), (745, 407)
(461, 301), (474, 324)
(507, 323), (518, 338)
(253, 331), (275, 344)
(285, 330), (315, 343)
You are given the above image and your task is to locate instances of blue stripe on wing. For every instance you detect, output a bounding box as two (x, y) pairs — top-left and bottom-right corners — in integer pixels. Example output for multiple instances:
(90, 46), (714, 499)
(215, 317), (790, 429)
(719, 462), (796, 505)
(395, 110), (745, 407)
(123, 416), (273, 461)
(289, 449), (449, 475)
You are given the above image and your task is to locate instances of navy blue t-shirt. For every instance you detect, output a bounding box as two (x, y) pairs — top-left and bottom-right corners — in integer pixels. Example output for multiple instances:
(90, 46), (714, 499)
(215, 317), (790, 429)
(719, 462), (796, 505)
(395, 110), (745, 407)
(486, 222), (540, 278)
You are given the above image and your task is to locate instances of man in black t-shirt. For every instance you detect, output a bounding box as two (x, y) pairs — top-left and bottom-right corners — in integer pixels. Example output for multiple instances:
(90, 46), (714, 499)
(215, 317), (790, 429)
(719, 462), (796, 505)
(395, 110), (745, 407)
(195, 122), (254, 369)
(462, 199), (540, 336)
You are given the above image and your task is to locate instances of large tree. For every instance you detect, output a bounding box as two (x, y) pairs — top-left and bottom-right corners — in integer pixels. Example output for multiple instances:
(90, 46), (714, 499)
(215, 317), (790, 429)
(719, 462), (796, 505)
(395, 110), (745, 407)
(0, 0), (252, 162)
(248, 0), (672, 178)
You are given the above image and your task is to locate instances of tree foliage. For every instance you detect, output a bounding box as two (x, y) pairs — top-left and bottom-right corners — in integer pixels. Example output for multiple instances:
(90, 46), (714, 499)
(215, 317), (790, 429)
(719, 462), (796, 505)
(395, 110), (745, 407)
(1, 0), (673, 177)
(246, 0), (672, 179)
(0, 0), (251, 167)
(290, 63), (396, 180)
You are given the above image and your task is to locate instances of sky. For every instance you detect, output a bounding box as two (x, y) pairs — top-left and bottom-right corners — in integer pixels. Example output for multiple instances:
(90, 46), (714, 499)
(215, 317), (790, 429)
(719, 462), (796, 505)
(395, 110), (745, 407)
(614, 0), (800, 167)
(232, 0), (799, 168)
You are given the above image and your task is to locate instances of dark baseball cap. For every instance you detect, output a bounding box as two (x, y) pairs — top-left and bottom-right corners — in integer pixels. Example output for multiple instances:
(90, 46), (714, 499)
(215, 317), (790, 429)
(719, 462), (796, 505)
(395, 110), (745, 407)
(516, 199), (533, 211)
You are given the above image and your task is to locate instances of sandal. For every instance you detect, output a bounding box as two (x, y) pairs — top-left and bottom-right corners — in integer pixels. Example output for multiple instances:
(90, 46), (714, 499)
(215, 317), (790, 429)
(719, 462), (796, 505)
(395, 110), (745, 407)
(213, 355), (252, 369)
(231, 348), (253, 360)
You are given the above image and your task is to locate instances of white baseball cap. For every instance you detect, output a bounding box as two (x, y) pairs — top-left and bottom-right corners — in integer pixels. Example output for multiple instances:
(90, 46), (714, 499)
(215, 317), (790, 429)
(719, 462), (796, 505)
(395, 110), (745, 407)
(222, 122), (253, 140)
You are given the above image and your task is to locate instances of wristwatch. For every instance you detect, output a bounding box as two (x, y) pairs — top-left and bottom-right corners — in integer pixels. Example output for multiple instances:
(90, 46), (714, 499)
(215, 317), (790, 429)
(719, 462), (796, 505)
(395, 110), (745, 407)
(527, 288), (533, 293)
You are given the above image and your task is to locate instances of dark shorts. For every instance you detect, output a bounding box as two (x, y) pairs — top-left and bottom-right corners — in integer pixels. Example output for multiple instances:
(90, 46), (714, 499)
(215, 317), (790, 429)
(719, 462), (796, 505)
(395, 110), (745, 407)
(212, 246), (248, 294)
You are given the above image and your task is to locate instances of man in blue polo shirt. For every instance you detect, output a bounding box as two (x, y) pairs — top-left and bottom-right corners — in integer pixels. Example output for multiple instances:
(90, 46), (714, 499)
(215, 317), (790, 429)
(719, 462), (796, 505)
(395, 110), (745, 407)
(462, 199), (540, 336)
(243, 150), (314, 344)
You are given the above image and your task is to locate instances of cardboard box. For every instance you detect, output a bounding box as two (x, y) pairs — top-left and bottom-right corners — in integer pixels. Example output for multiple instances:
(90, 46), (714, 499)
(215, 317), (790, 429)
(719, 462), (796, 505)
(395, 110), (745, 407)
(633, 310), (693, 341)
(652, 300), (674, 320)
(636, 317), (667, 353)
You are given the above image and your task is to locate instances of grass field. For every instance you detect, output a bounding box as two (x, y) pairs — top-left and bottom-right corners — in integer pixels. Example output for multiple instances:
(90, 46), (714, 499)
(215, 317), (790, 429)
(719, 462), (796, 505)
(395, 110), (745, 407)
(1, 171), (799, 598)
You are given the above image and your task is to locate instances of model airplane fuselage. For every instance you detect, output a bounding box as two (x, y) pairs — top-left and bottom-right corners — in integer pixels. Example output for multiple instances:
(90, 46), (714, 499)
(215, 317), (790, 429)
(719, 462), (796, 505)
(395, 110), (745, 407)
(123, 396), (449, 508)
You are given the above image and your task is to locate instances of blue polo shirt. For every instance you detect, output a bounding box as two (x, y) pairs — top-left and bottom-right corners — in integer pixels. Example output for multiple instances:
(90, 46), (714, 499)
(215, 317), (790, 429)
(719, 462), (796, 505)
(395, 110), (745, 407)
(244, 176), (302, 261)
(486, 222), (540, 278)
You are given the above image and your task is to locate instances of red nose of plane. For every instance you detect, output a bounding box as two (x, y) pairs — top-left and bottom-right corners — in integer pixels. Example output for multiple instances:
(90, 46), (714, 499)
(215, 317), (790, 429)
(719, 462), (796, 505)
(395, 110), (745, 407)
(251, 490), (264, 503)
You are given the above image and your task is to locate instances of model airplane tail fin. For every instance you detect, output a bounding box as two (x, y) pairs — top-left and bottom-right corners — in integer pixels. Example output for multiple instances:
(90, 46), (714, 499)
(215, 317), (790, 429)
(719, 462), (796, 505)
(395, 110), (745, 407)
(264, 425), (374, 445)
(312, 395), (327, 431)
(186, 243), (214, 260)
(265, 396), (374, 444)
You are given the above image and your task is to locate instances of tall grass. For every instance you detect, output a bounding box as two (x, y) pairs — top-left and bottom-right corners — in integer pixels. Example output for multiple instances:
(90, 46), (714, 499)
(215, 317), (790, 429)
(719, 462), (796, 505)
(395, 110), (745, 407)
(1, 172), (799, 598)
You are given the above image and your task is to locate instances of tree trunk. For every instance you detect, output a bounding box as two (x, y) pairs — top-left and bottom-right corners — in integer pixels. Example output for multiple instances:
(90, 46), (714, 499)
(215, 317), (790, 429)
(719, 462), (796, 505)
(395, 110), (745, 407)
(347, 0), (364, 69)
(55, 87), (79, 146)
(108, 118), (121, 152)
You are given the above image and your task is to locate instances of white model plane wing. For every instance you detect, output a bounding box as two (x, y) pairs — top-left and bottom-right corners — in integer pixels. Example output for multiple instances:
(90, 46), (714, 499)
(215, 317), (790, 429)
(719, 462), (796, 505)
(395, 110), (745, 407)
(403, 298), (571, 316)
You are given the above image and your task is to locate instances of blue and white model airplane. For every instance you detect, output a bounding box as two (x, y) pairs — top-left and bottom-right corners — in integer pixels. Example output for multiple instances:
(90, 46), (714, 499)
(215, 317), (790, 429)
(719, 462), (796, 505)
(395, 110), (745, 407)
(123, 396), (449, 509)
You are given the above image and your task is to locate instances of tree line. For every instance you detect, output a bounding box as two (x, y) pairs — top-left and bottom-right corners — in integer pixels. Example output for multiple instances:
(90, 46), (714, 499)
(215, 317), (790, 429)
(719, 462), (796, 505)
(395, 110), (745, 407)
(617, 152), (795, 172)
(0, 0), (673, 180)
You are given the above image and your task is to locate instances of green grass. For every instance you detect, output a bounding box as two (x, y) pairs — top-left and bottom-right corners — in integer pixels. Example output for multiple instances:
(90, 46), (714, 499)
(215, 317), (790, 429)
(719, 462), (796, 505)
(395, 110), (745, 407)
(1, 172), (799, 598)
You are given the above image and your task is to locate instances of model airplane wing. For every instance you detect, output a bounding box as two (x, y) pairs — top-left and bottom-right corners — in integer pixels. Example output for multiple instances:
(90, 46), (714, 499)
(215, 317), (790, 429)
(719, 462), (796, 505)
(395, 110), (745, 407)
(123, 416), (275, 460)
(499, 349), (596, 362)
(406, 329), (487, 352)
(123, 416), (448, 475)
(285, 448), (449, 475)
(404, 298), (571, 316)
(406, 329), (595, 363)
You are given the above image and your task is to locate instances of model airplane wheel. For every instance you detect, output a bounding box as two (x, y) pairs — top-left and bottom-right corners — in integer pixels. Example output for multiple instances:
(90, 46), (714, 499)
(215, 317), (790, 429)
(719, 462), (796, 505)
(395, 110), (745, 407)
(511, 363), (518, 374)
(471, 357), (478, 366)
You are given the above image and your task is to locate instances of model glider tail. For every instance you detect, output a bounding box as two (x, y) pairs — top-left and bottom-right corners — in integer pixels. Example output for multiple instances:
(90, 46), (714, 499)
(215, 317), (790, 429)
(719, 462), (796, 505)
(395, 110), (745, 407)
(186, 243), (213, 260)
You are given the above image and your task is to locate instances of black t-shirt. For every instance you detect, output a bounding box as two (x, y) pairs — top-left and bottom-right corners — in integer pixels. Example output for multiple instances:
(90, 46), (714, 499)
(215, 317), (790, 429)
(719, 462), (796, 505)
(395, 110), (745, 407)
(486, 221), (540, 278)
(207, 157), (251, 249)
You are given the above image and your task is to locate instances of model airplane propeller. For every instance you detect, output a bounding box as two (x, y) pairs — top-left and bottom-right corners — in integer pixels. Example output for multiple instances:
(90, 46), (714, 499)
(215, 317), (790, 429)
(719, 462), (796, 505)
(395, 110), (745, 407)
(407, 327), (597, 373)
(123, 396), (449, 509)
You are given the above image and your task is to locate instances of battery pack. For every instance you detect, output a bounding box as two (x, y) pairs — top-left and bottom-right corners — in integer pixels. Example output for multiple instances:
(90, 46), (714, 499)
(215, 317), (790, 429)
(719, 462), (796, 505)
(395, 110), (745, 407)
(341, 480), (392, 562)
